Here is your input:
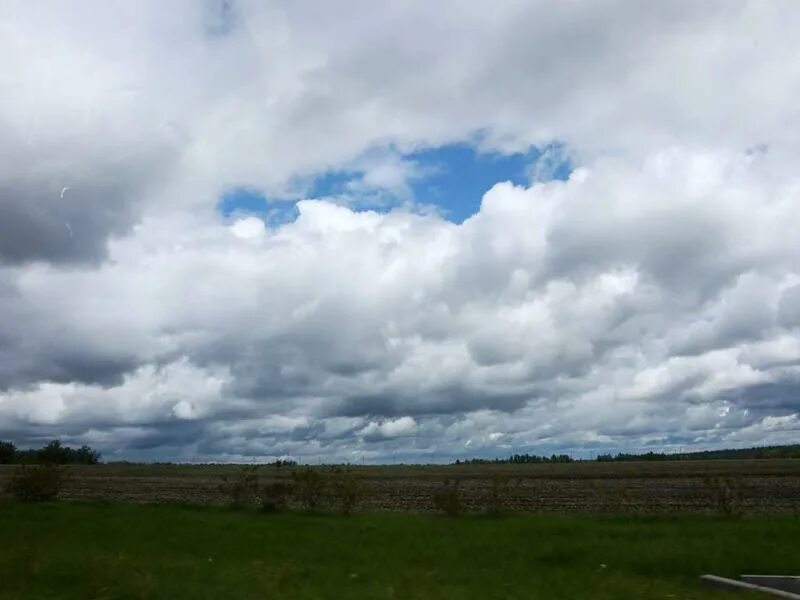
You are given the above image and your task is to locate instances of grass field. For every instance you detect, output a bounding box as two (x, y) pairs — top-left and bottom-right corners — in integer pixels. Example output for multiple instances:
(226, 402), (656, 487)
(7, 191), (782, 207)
(1, 501), (798, 599)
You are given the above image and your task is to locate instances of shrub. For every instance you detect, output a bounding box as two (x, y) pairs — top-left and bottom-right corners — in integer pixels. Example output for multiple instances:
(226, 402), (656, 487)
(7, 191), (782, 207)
(260, 481), (293, 513)
(291, 468), (326, 512)
(484, 474), (509, 516)
(6, 464), (64, 502)
(329, 467), (362, 515)
(433, 479), (463, 517)
(219, 466), (259, 508)
(705, 476), (745, 517)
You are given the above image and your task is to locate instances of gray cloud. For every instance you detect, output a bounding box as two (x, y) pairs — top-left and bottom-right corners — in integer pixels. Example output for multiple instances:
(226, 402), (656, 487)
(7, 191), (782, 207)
(0, 171), (150, 266)
(0, 1), (799, 461)
(778, 285), (800, 328)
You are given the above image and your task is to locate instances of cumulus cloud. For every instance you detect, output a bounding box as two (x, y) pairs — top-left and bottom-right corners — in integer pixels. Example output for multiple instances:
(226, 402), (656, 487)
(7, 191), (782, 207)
(360, 417), (418, 442)
(0, 0), (799, 460)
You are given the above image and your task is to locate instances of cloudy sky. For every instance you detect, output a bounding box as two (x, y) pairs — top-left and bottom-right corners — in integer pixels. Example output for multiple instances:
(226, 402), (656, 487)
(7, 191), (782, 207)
(1, 1), (799, 462)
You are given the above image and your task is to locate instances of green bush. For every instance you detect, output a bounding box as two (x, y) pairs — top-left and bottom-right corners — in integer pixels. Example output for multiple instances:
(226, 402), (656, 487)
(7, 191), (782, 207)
(329, 467), (362, 515)
(260, 481), (293, 513)
(433, 479), (463, 517)
(291, 468), (326, 512)
(218, 466), (259, 508)
(6, 464), (64, 502)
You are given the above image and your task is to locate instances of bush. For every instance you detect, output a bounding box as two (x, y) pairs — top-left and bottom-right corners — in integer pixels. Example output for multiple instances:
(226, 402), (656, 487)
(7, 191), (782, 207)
(329, 467), (362, 515)
(6, 464), (64, 502)
(291, 468), (326, 512)
(260, 481), (293, 513)
(705, 477), (745, 517)
(219, 466), (259, 508)
(484, 474), (509, 516)
(433, 479), (463, 517)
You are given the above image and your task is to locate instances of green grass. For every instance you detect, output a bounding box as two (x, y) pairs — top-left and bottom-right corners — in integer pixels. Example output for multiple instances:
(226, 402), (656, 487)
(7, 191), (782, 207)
(1, 502), (797, 599)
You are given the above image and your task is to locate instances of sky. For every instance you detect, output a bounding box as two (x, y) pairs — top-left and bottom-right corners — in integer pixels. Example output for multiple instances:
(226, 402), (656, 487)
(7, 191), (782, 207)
(1, 0), (799, 463)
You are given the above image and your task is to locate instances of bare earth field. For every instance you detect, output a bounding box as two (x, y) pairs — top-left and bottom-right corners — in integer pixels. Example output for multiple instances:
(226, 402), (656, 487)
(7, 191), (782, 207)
(2, 459), (799, 514)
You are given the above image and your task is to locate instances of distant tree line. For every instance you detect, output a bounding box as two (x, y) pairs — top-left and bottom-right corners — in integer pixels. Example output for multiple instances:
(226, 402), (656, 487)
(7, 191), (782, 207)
(455, 453), (575, 465)
(454, 443), (800, 465)
(594, 444), (800, 462)
(0, 440), (100, 465)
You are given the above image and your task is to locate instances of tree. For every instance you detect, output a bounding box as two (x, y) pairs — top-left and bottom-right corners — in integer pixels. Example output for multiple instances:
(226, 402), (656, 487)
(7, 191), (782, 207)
(39, 440), (66, 465)
(75, 445), (101, 465)
(0, 441), (16, 464)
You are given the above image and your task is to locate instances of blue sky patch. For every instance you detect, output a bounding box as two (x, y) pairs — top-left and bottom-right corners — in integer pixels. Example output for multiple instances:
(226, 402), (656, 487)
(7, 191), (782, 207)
(406, 143), (571, 223)
(218, 187), (299, 227)
(308, 170), (361, 199)
(218, 142), (573, 225)
(219, 186), (268, 217)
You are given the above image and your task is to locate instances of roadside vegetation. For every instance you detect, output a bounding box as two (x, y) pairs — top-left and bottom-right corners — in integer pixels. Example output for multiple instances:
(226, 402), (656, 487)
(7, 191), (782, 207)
(216, 466), (363, 515)
(0, 502), (792, 599)
(1, 440), (101, 503)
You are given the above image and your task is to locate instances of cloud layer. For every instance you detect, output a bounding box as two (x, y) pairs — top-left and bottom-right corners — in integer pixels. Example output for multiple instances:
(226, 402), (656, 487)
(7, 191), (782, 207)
(1, 0), (799, 461)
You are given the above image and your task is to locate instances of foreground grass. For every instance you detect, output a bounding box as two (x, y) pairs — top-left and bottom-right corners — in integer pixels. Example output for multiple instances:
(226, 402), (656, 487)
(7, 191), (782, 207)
(1, 503), (797, 599)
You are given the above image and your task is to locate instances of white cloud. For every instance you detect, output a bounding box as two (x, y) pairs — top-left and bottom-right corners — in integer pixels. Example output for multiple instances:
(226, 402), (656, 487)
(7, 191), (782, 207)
(230, 216), (266, 241)
(360, 417), (418, 441)
(0, 1), (799, 460)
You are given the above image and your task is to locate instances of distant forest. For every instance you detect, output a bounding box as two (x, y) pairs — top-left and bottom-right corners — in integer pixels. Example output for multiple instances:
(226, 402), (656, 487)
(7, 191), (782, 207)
(0, 440), (100, 465)
(3, 440), (798, 466)
(455, 444), (800, 465)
